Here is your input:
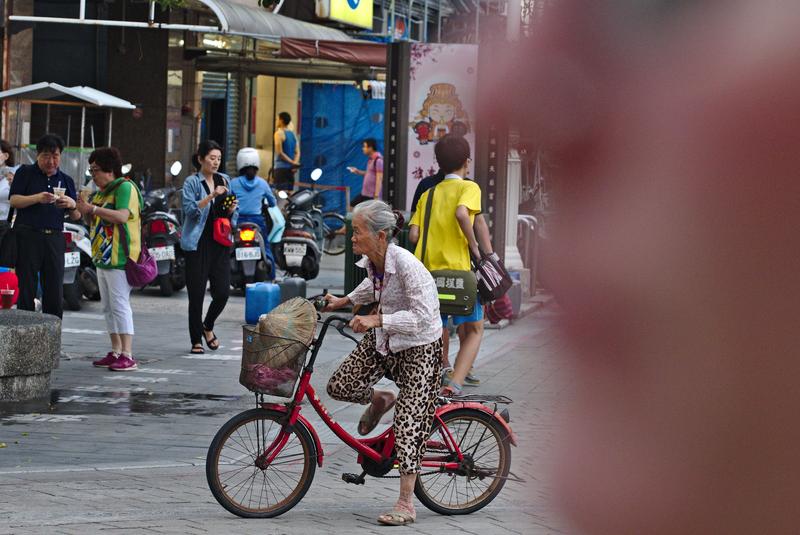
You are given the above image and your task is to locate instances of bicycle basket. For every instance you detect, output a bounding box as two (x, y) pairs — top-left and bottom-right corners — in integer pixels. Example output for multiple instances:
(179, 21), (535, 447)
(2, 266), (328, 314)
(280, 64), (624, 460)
(239, 298), (316, 397)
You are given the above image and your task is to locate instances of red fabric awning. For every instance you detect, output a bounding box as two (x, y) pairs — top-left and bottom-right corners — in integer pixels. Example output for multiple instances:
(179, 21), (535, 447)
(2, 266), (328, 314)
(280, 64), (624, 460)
(280, 38), (387, 67)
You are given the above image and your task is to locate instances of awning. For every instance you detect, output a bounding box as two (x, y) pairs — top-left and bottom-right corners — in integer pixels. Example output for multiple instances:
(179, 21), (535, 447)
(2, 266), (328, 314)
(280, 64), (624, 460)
(9, 0), (353, 43)
(199, 0), (352, 42)
(0, 82), (136, 109)
(196, 56), (381, 81)
(280, 38), (387, 67)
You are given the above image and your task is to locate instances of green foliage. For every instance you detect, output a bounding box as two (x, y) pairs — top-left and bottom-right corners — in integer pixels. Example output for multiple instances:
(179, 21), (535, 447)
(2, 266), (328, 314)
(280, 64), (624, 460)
(153, 0), (187, 9)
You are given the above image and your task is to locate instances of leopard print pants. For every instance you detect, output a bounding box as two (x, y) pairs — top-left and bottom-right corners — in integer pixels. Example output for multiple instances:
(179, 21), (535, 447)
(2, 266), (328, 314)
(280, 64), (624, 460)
(327, 329), (443, 475)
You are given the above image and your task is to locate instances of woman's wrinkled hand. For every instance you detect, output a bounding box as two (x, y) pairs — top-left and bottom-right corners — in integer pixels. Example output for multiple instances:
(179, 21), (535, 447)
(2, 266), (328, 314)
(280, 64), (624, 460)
(322, 294), (348, 312)
(76, 197), (93, 215)
(349, 314), (381, 333)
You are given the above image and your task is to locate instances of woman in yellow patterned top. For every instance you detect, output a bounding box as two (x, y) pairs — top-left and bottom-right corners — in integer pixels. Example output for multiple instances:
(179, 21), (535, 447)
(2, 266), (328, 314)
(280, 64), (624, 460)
(76, 147), (142, 371)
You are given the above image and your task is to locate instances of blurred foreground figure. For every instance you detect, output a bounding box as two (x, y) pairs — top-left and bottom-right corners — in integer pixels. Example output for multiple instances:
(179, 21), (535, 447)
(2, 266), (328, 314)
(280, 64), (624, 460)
(512, 2), (800, 534)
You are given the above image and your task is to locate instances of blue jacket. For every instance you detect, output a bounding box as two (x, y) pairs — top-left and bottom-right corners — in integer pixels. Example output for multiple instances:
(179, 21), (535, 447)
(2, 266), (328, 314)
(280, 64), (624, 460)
(180, 172), (239, 252)
(229, 175), (276, 215)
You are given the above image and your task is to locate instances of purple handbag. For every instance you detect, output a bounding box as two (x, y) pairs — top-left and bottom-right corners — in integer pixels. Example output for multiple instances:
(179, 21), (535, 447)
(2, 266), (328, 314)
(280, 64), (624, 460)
(119, 223), (157, 287)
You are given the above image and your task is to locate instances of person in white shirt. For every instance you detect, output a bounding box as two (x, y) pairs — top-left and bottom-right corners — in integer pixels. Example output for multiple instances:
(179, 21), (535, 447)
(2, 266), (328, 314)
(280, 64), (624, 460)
(0, 140), (18, 261)
(323, 200), (442, 526)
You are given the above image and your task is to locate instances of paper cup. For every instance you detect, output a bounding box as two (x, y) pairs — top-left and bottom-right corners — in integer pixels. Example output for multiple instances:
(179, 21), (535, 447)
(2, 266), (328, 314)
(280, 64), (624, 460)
(80, 187), (93, 202)
(53, 187), (66, 198)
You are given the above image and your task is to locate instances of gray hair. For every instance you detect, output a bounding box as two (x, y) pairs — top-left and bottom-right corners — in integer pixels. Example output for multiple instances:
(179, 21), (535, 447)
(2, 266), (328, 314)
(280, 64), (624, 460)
(352, 200), (397, 240)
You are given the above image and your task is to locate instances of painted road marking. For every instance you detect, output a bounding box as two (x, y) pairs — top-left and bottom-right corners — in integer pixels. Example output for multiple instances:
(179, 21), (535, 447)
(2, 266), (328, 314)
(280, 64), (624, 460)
(57, 395), (127, 405)
(182, 354), (240, 361)
(135, 368), (194, 375)
(62, 328), (106, 335)
(72, 385), (149, 393)
(0, 461), (198, 475)
(2, 414), (87, 423)
(104, 376), (168, 383)
(64, 312), (106, 321)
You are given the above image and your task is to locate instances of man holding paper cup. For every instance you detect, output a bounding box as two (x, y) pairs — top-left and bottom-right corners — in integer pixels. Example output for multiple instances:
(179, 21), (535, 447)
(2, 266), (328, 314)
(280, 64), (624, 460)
(9, 134), (81, 318)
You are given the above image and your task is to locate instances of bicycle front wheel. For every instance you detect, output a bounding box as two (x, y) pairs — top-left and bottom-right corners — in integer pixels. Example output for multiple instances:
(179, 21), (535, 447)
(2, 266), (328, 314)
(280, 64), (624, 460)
(206, 408), (316, 518)
(322, 212), (346, 256)
(415, 408), (512, 515)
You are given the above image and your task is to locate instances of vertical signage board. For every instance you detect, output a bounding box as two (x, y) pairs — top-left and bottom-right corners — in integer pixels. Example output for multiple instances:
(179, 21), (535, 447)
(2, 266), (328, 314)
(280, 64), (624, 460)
(404, 44), (479, 211)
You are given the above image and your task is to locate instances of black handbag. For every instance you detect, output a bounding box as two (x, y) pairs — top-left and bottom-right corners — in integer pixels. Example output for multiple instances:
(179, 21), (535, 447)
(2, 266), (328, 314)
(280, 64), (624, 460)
(420, 185), (477, 316)
(0, 209), (17, 268)
(473, 250), (513, 302)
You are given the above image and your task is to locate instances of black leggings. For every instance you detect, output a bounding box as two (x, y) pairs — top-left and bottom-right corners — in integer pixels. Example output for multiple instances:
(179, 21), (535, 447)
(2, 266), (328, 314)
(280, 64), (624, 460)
(185, 235), (231, 346)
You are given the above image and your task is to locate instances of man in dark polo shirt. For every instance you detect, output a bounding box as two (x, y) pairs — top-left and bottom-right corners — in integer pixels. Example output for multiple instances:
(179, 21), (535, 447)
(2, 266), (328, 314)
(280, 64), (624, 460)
(9, 134), (81, 318)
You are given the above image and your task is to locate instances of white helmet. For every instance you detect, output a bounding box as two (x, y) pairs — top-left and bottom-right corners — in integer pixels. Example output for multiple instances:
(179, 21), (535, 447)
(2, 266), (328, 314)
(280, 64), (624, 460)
(236, 147), (260, 173)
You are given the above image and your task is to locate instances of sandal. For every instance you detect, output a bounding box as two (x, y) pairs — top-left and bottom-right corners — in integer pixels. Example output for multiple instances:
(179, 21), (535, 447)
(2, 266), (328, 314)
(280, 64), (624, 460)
(190, 344), (205, 354)
(358, 394), (396, 436)
(203, 330), (220, 351)
(377, 508), (416, 526)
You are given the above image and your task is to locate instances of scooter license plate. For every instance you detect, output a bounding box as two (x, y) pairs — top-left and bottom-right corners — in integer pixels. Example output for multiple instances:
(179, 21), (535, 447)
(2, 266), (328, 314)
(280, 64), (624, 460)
(284, 243), (307, 257)
(149, 245), (175, 261)
(64, 252), (80, 268)
(235, 247), (261, 261)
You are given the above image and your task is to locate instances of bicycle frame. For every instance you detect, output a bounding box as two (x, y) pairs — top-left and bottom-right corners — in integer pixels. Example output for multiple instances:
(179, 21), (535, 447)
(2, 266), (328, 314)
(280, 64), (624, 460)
(255, 315), (467, 473)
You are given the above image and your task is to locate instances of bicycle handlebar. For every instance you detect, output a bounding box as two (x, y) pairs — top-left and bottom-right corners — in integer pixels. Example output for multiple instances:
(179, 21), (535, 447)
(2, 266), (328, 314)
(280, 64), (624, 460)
(306, 314), (359, 369)
(323, 314), (359, 344)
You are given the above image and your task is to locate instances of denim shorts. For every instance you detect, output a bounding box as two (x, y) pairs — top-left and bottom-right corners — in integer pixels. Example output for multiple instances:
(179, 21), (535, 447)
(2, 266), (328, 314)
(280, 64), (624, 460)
(441, 295), (483, 327)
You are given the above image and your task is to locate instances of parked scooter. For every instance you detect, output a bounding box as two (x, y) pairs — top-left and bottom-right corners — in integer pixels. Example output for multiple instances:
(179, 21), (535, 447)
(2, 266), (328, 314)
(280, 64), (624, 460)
(62, 224), (87, 311)
(141, 161), (185, 296)
(274, 169), (326, 280)
(64, 221), (100, 303)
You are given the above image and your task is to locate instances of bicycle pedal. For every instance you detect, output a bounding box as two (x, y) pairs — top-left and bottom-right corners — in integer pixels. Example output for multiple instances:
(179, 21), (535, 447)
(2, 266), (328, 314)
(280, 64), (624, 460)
(342, 472), (366, 485)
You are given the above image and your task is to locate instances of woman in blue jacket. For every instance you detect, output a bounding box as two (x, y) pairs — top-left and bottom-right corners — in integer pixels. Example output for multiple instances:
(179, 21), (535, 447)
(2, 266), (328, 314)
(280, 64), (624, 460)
(181, 140), (238, 354)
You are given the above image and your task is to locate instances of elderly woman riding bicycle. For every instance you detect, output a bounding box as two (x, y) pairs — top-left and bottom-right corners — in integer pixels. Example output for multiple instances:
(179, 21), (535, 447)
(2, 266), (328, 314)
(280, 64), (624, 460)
(324, 200), (442, 526)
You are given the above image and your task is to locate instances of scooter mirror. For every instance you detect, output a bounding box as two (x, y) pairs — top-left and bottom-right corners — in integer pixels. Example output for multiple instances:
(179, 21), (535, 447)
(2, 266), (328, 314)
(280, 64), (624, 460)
(310, 168), (323, 182)
(278, 190), (289, 200)
(121, 163), (132, 175)
(170, 161), (183, 176)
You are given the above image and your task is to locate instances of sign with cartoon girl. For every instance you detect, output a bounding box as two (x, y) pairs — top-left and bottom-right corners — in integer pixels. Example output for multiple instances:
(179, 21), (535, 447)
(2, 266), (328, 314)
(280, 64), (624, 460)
(406, 44), (479, 210)
(412, 83), (471, 144)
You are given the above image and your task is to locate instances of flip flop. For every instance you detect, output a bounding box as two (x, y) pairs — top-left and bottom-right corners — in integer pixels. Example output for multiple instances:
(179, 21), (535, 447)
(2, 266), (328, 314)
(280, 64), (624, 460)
(203, 331), (220, 351)
(190, 345), (205, 354)
(377, 510), (416, 526)
(358, 396), (396, 436)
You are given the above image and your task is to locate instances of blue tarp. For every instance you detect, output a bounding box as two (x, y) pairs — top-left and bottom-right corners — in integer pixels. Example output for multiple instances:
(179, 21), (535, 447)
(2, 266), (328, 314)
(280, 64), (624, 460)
(300, 83), (385, 215)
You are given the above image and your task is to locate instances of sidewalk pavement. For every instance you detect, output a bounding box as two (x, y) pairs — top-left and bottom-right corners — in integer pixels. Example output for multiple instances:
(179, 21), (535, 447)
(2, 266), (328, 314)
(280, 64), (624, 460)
(0, 290), (567, 534)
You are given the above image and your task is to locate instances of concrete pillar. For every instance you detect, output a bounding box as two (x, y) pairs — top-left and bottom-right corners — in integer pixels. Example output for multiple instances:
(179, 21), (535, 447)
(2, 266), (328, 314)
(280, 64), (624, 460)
(504, 148), (524, 270)
(506, 0), (522, 42)
(4, 0), (34, 148)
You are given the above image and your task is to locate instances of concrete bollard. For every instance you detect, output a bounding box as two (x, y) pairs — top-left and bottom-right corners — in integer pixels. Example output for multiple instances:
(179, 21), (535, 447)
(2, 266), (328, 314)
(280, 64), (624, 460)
(0, 310), (61, 401)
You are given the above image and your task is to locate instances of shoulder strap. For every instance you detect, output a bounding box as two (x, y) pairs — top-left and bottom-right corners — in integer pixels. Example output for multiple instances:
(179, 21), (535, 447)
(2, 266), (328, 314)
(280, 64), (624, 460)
(420, 185), (436, 265)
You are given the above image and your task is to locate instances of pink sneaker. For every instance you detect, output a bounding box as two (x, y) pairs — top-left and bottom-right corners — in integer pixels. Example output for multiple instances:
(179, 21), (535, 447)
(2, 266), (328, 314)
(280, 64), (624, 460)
(93, 352), (119, 368)
(109, 355), (138, 372)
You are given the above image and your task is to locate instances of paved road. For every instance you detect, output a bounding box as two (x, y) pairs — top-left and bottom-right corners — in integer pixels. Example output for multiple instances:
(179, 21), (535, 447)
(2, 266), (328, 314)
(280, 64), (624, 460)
(0, 256), (567, 534)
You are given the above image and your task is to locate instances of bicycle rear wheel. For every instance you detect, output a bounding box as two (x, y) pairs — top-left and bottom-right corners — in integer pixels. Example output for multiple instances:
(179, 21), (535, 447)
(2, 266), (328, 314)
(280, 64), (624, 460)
(415, 408), (511, 515)
(206, 408), (316, 518)
(322, 212), (346, 256)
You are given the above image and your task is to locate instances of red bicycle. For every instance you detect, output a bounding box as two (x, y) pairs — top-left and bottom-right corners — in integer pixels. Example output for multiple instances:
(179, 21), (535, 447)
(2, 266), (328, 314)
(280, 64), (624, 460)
(206, 313), (517, 518)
